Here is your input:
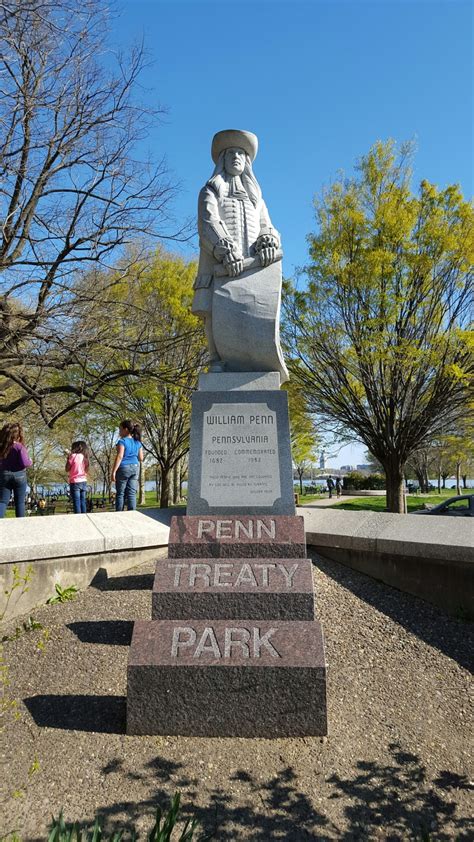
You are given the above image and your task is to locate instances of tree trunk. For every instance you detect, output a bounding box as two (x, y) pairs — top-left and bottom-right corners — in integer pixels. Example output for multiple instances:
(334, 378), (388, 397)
(298, 469), (304, 495)
(422, 465), (429, 493)
(172, 462), (180, 504)
(138, 462), (146, 505)
(384, 461), (405, 513)
(462, 474), (467, 489)
(160, 467), (171, 508)
(437, 470), (441, 494)
(442, 473), (448, 489)
(456, 462), (461, 496)
(414, 469), (424, 492)
(155, 467), (161, 501)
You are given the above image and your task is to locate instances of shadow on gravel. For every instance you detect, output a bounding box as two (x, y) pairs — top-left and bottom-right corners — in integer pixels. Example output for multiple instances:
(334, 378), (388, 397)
(28, 744), (472, 840)
(313, 554), (474, 672)
(67, 620), (134, 645)
(24, 694), (126, 733)
(324, 742), (473, 841)
(93, 572), (155, 591)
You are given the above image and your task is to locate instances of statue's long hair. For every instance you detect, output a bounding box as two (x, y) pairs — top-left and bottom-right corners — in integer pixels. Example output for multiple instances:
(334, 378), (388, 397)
(207, 151), (261, 206)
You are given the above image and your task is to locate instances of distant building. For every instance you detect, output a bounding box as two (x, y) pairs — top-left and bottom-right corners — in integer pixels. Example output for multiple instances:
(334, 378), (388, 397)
(356, 463), (372, 472)
(319, 450), (326, 470)
(340, 464), (355, 472)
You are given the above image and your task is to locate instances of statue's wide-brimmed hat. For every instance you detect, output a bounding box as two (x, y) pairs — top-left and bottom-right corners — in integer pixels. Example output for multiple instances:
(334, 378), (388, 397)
(211, 129), (258, 164)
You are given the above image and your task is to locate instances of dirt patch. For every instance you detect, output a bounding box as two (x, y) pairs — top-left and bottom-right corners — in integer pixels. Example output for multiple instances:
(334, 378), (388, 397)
(1, 555), (473, 840)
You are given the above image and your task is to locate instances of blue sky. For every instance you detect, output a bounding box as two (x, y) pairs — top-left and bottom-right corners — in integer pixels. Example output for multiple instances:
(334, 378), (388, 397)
(111, 0), (472, 467)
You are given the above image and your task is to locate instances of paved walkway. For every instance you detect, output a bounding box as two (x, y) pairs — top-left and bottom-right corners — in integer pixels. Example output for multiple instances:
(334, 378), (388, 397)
(300, 495), (359, 508)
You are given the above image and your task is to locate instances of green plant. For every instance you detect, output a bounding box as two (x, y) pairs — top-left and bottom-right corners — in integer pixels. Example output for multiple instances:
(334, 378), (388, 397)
(2, 616), (44, 643)
(36, 627), (51, 652)
(28, 754), (41, 776)
(148, 792), (208, 841)
(1, 564), (34, 621)
(46, 584), (79, 605)
(0, 644), (20, 729)
(47, 813), (123, 842)
(342, 472), (386, 491)
(48, 793), (213, 840)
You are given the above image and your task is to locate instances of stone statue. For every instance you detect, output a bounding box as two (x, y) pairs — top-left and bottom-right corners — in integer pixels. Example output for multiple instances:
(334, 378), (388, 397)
(192, 129), (289, 382)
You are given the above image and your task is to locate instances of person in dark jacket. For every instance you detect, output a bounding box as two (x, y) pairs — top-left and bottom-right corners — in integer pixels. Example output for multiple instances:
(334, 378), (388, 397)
(0, 422), (32, 518)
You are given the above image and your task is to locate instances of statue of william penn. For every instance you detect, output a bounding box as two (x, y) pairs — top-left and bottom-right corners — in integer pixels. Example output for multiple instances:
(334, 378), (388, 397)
(192, 129), (288, 382)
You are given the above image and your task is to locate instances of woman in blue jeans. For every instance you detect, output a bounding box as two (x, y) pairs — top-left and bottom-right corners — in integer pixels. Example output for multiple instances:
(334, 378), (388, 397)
(111, 420), (143, 511)
(0, 422), (32, 518)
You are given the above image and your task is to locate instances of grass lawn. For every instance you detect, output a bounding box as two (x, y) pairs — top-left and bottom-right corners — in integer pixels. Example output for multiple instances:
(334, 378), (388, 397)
(332, 489), (468, 513)
(3, 489), (180, 518)
(3, 488), (469, 517)
(296, 493), (327, 504)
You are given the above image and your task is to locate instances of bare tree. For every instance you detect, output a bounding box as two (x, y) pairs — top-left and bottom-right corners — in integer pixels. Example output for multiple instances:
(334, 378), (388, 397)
(0, 0), (182, 421)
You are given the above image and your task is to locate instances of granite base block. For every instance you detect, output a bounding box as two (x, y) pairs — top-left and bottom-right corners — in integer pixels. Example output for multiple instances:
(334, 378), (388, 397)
(127, 619), (327, 737)
(168, 515), (306, 559)
(198, 372), (281, 391)
(152, 557), (315, 620)
(186, 389), (295, 516)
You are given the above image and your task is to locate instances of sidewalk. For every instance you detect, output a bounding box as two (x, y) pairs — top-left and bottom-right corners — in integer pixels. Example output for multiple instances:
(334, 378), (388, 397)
(301, 495), (359, 508)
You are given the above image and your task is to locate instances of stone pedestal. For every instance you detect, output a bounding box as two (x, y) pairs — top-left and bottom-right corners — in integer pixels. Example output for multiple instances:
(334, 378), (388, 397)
(126, 368), (328, 738)
(127, 619), (327, 737)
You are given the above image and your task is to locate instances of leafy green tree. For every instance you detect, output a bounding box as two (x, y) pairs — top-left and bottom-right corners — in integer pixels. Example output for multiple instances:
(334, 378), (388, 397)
(440, 416), (474, 494)
(285, 140), (473, 512)
(87, 247), (206, 507)
(22, 412), (64, 496)
(286, 380), (320, 495)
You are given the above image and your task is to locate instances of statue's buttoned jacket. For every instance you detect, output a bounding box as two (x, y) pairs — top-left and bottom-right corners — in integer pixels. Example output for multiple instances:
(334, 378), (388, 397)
(192, 181), (279, 315)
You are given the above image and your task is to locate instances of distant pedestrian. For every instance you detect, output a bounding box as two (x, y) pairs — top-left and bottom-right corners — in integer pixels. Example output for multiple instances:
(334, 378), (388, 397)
(111, 420), (143, 511)
(66, 441), (89, 514)
(327, 476), (335, 499)
(335, 477), (342, 498)
(0, 422), (33, 518)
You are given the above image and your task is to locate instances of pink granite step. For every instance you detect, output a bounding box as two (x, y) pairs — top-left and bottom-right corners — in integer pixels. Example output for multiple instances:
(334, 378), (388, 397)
(127, 618), (327, 737)
(168, 515), (306, 558)
(152, 557), (315, 620)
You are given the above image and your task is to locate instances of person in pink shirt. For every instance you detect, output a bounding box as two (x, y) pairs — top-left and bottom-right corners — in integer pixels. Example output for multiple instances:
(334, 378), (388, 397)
(0, 422), (32, 518)
(65, 441), (89, 514)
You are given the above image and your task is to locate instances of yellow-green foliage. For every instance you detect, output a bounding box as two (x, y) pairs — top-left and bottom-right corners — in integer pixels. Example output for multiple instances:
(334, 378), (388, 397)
(287, 139), (473, 510)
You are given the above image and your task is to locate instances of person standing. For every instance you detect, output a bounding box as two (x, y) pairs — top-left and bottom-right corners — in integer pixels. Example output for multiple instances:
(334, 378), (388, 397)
(335, 477), (342, 498)
(111, 420), (143, 511)
(65, 441), (89, 514)
(327, 476), (335, 499)
(0, 422), (32, 518)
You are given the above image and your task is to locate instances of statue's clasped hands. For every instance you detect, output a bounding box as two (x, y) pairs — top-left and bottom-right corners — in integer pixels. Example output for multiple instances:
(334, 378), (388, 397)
(214, 238), (244, 277)
(255, 233), (279, 268)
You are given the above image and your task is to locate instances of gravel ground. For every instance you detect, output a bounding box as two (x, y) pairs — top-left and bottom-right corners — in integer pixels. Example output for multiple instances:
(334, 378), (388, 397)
(1, 554), (473, 841)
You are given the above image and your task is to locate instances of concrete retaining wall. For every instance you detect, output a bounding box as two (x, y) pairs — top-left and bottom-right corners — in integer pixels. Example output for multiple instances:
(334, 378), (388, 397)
(303, 509), (474, 618)
(1, 507), (472, 621)
(0, 509), (175, 620)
